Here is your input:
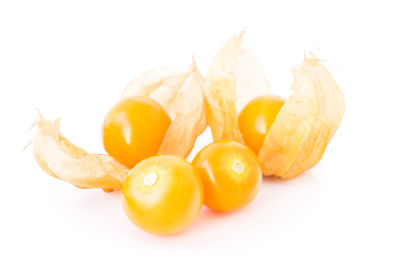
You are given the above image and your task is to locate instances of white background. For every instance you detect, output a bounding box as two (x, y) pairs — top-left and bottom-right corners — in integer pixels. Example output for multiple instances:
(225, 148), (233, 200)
(1, 0), (399, 269)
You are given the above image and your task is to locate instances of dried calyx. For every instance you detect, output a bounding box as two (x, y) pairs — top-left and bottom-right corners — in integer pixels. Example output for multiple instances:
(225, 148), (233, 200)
(31, 34), (345, 190)
(31, 60), (207, 190)
(204, 33), (271, 143)
(122, 59), (207, 158)
(31, 113), (129, 190)
(204, 34), (345, 178)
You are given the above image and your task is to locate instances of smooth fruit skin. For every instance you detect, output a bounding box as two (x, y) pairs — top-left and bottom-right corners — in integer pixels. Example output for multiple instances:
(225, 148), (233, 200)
(122, 155), (203, 236)
(238, 95), (285, 154)
(192, 141), (262, 212)
(102, 97), (171, 168)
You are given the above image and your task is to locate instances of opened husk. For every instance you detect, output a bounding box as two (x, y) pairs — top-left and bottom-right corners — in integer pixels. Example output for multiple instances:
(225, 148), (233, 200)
(32, 61), (207, 189)
(205, 35), (344, 178)
(257, 54), (344, 178)
(271, 55), (345, 178)
(32, 35), (344, 189)
(32, 114), (129, 189)
(122, 60), (207, 158)
(204, 33), (271, 143)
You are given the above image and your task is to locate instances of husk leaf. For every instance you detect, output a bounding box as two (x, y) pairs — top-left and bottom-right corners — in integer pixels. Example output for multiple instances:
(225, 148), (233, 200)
(204, 33), (270, 143)
(33, 60), (207, 190)
(258, 54), (345, 178)
(32, 114), (129, 189)
(204, 34), (344, 178)
(121, 60), (207, 158)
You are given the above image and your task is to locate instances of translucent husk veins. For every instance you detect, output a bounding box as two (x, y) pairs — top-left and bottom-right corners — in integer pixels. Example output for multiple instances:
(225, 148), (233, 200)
(204, 33), (271, 143)
(204, 35), (345, 178)
(32, 34), (345, 190)
(32, 61), (207, 189)
(32, 114), (129, 189)
(122, 60), (207, 158)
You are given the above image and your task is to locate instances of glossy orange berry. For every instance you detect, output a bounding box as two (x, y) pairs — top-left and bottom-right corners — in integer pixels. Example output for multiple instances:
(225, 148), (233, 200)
(102, 97), (170, 168)
(238, 95), (285, 154)
(122, 155), (203, 235)
(192, 141), (262, 212)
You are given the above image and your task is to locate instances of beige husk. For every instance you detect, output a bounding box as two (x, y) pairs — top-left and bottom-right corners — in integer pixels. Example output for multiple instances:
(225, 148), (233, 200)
(32, 35), (344, 188)
(257, 54), (345, 178)
(204, 33), (271, 143)
(205, 35), (344, 178)
(32, 114), (129, 189)
(32, 61), (207, 189)
(122, 60), (207, 158)
(267, 54), (345, 178)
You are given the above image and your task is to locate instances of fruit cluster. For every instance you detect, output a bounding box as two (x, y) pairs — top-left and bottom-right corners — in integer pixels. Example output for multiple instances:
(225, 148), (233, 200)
(31, 33), (344, 235)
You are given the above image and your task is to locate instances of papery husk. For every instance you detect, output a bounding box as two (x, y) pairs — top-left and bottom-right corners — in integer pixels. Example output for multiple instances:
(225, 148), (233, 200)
(122, 60), (207, 158)
(32, 114), (129, 189)
(204, 33), (271, 143)
(258, 54), (345, 178)
(204, 34), (344, 178)
(32, 60), (207, 190)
